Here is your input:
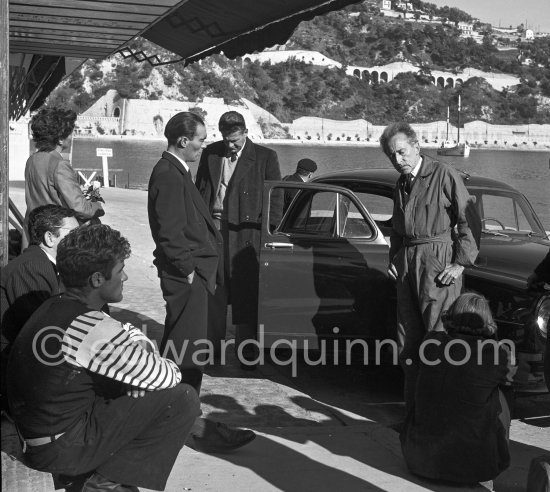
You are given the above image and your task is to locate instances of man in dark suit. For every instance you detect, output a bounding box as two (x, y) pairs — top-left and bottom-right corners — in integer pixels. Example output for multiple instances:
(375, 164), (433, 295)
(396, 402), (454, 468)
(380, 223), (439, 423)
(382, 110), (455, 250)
(1, 204), (78, 402)
(148, 112), (255, 452)
(282, 158), (318, 211)
(196, 111), (283, 366)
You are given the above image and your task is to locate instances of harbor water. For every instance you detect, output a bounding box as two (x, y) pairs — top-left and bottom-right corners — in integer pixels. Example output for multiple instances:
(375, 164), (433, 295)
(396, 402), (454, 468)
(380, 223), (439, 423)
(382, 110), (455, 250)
(71, 137), (550, 228)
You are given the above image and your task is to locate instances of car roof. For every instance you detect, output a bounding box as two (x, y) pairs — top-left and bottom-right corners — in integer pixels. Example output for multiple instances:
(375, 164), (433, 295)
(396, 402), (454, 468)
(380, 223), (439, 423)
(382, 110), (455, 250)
(312, 168), (520, 193)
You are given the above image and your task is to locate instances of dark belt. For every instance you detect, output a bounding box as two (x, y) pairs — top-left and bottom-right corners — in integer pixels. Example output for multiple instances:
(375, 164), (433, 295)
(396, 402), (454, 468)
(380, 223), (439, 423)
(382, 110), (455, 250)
(24, 432), (65, 447)
(403, 231), (452, 247)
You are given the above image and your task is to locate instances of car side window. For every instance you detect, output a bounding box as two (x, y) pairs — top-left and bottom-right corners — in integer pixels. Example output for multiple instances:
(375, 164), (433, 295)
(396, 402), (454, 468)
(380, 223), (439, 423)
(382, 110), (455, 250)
(281, 190), (337, 236)
(480, 193), (533, 232)
(340, 197), (374, 238)
(353, 192), (394, 228)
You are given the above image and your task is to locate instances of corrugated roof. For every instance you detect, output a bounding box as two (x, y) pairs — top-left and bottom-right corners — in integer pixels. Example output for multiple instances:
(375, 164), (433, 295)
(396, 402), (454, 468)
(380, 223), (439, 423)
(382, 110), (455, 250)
(8, 0), (185, 117)
(9, 0), (184, 59)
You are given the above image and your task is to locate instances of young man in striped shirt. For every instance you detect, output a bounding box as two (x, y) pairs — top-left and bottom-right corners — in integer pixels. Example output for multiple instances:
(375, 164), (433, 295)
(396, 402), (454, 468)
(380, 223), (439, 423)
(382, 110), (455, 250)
(7, 224), (200, 491)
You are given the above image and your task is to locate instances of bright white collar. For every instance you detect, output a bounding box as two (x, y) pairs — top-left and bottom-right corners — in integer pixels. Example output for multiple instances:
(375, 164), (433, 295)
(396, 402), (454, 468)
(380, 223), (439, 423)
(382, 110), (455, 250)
(42, 248), (56, 265)
(410, 157), (422, 178)
(167, 151), (189, 172)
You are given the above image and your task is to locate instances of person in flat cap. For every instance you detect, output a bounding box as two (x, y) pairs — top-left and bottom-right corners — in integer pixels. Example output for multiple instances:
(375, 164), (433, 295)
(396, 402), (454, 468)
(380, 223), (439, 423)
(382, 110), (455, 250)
(282, 158), (318, 211)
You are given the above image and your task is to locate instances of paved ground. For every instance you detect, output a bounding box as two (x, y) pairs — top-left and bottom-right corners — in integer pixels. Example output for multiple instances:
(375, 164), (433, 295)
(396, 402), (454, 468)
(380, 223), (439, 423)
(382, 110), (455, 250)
(3, 185), (549, 492)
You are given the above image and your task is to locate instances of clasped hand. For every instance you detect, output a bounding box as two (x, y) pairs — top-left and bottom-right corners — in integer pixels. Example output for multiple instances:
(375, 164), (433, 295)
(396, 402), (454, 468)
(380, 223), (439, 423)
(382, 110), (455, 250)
(436, 263), (464, 285)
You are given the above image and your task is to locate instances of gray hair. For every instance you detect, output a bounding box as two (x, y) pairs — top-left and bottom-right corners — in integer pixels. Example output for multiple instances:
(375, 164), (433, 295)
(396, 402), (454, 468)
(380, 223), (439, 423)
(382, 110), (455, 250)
(379, 122), (418, 156)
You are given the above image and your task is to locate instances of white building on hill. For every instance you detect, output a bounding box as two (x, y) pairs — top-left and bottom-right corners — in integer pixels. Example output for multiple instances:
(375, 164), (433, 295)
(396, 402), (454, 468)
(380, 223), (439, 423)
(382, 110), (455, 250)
(80, 90), (270, 140)
(242, 50), (342, 69)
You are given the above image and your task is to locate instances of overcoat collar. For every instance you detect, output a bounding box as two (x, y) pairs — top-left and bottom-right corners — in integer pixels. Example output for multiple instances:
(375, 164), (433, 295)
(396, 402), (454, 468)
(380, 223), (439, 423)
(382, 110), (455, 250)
(207, 138), (257, 190)
(207, 142), (225, 192)
(229, 138), (257, 187)
(398, 154), (437, 202)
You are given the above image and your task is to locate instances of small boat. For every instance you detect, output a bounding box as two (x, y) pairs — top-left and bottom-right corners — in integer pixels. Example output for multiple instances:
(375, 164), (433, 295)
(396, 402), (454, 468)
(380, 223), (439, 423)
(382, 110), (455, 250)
(437, 95), (470, 157)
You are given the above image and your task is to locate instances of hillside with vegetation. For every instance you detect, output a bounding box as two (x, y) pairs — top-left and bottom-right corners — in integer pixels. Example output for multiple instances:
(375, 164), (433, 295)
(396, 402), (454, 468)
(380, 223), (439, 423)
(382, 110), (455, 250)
(47, 0), (550, 126)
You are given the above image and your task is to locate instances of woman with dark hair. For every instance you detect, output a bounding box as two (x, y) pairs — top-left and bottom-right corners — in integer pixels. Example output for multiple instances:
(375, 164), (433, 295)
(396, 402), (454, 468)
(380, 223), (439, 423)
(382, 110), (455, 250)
(400, 292), (516, 488)
(24, 107), (104, 227)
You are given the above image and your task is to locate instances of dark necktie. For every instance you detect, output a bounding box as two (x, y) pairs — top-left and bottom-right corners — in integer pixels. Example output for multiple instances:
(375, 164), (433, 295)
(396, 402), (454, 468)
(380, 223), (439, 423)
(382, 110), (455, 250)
(404, 174), (413, 195)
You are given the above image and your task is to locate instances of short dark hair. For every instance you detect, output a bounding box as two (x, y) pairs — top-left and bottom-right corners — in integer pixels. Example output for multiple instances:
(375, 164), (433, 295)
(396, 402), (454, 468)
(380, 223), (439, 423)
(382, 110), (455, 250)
(28, 205), (76, 246)
(379, 122), (418, 156)
(57, 224), (131, 288)
(296, 158), (317, 175)
(31, 107), (77, 152)
(218, 111), (246, 135)
(164, 112), (204, 146)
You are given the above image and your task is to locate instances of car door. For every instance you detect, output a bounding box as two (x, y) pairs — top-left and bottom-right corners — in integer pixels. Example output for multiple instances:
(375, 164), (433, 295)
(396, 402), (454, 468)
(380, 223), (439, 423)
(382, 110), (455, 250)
(258, 181), (396, 349)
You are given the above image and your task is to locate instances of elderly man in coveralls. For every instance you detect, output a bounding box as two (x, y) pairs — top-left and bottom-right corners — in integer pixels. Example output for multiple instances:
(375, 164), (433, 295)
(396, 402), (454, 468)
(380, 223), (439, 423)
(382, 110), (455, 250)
(380, 122), (480, 409)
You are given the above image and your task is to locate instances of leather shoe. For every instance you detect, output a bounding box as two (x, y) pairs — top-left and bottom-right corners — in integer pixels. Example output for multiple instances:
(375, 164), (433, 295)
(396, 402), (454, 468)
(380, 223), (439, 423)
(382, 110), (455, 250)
(187, 419), (255, 454)
(81, 472), (139, 492)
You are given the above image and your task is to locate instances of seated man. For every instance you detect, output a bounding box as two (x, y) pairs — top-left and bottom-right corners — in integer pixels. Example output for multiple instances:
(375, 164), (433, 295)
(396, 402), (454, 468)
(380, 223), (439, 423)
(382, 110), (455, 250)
(1, 204), (79, 349)
(1, 205), (79, 404)
(7, 224), (200, 491)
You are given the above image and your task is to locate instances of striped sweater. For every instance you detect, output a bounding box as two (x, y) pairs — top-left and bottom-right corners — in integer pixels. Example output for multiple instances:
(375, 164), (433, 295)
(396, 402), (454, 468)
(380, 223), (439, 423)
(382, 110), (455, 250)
(62, 310), (181, 390)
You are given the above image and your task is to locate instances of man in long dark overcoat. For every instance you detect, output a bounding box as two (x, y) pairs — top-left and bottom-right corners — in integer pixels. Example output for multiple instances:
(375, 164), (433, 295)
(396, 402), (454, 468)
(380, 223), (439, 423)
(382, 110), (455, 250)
(196, 111), (282, 364)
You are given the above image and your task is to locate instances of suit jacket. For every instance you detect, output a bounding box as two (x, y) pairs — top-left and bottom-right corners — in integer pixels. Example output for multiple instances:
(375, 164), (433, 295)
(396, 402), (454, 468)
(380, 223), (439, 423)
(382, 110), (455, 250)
(148, 151), (222, 294)
(0, 245), (59, 349)
(195, 138), (282, 323)
(25, 150), (104, 223)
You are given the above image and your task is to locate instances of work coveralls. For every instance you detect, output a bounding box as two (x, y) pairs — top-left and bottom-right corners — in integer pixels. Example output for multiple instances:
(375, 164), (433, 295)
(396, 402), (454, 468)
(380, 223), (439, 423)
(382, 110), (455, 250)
(390, 156), (480, 408)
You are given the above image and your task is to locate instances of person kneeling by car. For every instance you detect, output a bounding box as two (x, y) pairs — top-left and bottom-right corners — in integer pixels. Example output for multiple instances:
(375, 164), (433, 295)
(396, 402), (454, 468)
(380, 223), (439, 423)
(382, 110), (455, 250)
(7, 224), (200, 491)
(400, 292), (517, 488)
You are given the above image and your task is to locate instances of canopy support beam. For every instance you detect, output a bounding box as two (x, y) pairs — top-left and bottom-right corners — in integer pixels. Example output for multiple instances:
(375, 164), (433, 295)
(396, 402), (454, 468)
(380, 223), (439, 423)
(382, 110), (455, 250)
(1, 0), (9, 266)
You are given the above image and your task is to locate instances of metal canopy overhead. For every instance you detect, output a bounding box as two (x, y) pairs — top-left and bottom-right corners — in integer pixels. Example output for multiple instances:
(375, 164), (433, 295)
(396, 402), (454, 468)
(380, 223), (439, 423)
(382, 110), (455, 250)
(8, 0), (362, 117)
(9, 0), (185, 59)
(8, 0), (185, 118)
(142, 0), (362, 64)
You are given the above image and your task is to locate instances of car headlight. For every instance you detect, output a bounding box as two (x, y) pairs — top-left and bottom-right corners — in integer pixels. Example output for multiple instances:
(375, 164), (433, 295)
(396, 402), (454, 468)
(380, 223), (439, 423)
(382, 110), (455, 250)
(535, 295), (550, 339)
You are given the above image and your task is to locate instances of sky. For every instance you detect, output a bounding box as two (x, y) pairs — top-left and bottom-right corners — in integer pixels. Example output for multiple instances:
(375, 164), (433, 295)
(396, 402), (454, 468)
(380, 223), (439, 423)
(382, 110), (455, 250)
(424, 0), (550, 33)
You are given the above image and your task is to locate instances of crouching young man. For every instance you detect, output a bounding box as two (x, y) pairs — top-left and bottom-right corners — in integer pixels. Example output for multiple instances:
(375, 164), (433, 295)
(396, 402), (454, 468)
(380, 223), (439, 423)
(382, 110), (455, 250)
(7, 224), (200, 491)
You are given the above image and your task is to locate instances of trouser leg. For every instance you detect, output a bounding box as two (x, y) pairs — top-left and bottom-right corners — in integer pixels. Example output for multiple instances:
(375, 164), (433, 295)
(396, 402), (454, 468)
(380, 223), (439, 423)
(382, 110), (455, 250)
(207, 284), (227, 357)
(25, 384), (200, 491)
(235, 323), (259, 361)
(396, 269), (424, 411)
(416, 242), (462, 333)
(160, 276), (208, 393)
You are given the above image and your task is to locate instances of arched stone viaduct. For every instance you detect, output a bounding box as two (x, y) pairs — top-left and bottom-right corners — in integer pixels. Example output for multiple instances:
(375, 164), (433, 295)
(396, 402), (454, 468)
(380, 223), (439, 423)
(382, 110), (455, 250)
(346, 62), (464, 88)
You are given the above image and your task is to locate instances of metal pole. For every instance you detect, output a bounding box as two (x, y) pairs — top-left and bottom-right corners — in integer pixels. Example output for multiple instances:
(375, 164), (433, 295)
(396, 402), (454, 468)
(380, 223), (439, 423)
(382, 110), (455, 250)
(1, 0), (9, 266)
(102, 155), (110, 188)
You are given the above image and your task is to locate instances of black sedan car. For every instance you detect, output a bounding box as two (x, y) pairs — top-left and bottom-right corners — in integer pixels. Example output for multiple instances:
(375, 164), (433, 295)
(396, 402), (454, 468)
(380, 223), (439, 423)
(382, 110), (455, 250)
(258, 169), (549, 392)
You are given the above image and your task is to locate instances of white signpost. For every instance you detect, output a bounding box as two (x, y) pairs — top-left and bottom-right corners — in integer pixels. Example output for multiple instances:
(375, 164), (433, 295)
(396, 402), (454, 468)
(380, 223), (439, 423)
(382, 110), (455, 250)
(96, 148), (113, 188)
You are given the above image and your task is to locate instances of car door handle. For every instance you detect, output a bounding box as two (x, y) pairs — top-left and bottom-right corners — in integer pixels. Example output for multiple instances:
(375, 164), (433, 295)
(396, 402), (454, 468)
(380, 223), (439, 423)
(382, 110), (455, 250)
(265, 242), (293, 249)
